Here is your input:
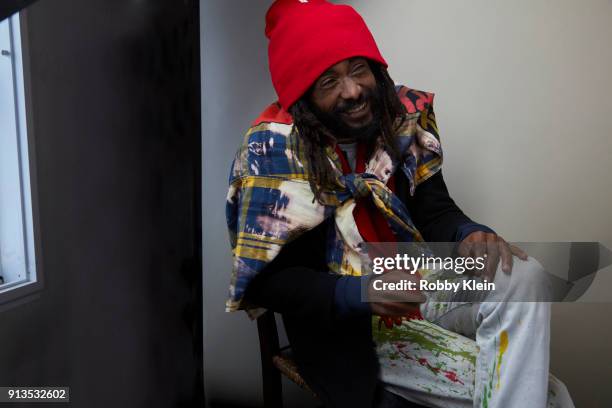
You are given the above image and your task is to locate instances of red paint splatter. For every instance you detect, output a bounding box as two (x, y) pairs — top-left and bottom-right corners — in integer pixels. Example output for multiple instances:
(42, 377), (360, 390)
(417, 357), (440, 373)
(395, 348), (414, 362)
(379, 316), (394, 329)
(442, 370), (464, 385)
(405, 309), (424, 321)
(414, 358), (465, 385)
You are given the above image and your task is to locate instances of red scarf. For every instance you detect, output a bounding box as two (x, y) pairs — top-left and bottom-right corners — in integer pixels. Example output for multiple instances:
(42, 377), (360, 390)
(335, 143), (397, 243)
(335, 143), (423, 325)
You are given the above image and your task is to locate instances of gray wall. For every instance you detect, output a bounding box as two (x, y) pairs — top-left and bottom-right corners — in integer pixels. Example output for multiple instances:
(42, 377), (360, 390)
(0, 1), (202, 407)
(352, 1), (612, 406)
(201, 0), (612, 406)
(200, 1), (315, 407)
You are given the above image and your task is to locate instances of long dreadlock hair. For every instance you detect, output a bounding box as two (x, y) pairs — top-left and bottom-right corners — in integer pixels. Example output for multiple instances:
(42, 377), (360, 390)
(288, 61), (406, 203)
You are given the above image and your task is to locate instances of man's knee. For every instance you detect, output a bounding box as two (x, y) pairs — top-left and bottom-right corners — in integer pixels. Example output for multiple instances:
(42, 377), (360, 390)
(499, 256), (552, 301)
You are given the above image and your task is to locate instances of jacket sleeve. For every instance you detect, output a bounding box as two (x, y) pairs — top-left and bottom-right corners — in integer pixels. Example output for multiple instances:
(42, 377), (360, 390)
(400, 170), (494, 242)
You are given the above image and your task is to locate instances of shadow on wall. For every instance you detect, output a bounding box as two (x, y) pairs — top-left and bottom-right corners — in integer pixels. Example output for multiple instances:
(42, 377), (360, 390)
(201, 0), (319, 407)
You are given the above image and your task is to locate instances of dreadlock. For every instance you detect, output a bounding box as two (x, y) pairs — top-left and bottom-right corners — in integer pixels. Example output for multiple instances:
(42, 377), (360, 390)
(288, 61), (406, 203)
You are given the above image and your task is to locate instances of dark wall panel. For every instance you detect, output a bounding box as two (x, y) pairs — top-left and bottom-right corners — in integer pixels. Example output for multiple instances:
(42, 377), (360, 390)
(0, 0), (202, 407)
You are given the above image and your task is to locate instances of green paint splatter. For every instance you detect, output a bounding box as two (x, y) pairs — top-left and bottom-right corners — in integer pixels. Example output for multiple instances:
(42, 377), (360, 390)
(481, 337), (498, 408)
(372, 317), (477, 366)
(387, 351), (400, 360)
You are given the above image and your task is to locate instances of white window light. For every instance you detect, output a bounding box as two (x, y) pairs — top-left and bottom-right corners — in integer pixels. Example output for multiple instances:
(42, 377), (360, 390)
(0, 12), (41, 307)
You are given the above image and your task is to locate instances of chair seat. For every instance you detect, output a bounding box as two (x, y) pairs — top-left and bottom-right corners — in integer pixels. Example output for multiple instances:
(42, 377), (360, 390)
(271, 353), (316, 396)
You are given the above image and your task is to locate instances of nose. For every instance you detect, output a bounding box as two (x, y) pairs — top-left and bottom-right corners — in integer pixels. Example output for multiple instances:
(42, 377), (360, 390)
(339, 77), (361, 101)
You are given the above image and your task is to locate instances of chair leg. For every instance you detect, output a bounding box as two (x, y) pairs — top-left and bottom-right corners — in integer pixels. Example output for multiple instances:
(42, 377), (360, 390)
(261, 360), (283, 408)
(257, 312), (283, 408)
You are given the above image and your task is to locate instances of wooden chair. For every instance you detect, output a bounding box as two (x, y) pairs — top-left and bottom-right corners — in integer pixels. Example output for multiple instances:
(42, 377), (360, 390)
(256, 310), (317, 408)
(256, 311), (427, 408)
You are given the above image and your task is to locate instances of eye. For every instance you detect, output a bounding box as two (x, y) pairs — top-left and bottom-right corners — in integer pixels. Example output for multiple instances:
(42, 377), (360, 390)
(318, 76), (336, 90)
(351, 63), (367, 75)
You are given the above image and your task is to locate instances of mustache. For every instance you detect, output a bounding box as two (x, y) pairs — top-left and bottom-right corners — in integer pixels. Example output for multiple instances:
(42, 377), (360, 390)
(333, 91), (372, 115)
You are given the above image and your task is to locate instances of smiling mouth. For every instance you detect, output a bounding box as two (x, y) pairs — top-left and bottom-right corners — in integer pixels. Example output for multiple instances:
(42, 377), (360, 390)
(342, 101), (369, 117)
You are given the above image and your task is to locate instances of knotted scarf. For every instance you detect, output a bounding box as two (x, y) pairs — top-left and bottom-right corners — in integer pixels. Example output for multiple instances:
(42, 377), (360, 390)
(226, 86), (443, 313)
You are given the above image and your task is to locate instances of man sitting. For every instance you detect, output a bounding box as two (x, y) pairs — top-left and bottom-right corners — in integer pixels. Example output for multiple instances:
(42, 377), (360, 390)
(225, 1), (574, 407)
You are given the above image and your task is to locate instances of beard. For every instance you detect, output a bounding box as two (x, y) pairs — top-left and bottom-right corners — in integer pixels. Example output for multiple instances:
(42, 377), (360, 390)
(308, 85), (383, 144)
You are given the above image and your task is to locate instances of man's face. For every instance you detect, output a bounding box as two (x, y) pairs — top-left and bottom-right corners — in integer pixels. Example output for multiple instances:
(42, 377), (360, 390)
(307, 57), (380, 142)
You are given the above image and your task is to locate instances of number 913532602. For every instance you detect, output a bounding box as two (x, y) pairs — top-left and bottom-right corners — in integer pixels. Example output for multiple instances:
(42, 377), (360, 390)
(1, 387), (69, 402)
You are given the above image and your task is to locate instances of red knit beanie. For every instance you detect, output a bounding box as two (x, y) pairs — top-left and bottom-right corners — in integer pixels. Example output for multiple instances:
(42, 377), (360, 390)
(265, 0), (387, 110)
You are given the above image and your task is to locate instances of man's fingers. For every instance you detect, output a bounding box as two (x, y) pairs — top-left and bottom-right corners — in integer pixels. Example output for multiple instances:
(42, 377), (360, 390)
(486, 237), (500, 281)
(471, 241), (487, 277)
(456, 240), (471, 258)
(511, 244), (529, 260)
(499, 239), (513, 273)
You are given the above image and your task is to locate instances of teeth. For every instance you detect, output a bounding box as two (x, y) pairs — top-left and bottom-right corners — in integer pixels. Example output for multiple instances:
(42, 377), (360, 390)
(347, 102), (366, 113)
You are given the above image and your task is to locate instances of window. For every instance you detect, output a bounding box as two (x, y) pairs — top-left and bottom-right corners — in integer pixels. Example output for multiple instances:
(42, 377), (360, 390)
(0, 12), (39, 306)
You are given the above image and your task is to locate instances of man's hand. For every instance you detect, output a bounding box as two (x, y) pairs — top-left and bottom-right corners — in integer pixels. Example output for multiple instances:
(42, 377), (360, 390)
(367, 269), (426, 317)
(457, 231), (528, 280)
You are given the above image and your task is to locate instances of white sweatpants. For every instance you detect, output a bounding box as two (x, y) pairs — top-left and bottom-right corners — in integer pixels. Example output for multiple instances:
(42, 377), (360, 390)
(375, 256), (575, 408)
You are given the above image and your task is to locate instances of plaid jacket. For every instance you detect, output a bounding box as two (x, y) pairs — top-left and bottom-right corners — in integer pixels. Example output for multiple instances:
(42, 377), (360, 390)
(226, 86), (443, 312)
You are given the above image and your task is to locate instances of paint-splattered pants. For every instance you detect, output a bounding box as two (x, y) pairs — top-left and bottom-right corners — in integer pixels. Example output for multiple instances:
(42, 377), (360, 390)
(375, 256), (575, 408)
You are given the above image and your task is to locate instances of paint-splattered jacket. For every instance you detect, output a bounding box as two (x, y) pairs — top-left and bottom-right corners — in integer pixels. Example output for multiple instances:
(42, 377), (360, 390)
(233, 86), (494, 407)
(226, 86), (447, 313)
